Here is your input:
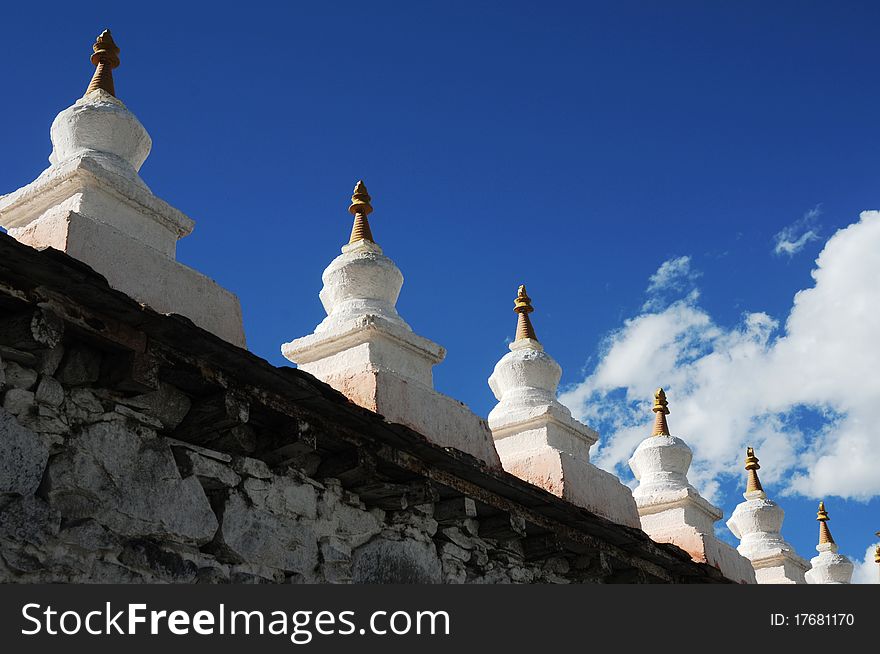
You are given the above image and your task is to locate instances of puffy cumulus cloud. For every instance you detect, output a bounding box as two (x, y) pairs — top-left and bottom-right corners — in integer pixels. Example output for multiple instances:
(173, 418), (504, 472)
(560, 211), (880, 503)
(850, 544), (880, 584)
(773, 205), (822, 256)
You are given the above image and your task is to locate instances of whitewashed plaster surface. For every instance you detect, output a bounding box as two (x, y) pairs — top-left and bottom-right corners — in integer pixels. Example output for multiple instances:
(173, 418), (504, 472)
(0, 90), (245, 348)
(629, 435), (757, 583)
(805, 542), (854, 584)
(283, 239), (500, 468)
(727, 490), (809, 584)
(488, 338), (640, 528)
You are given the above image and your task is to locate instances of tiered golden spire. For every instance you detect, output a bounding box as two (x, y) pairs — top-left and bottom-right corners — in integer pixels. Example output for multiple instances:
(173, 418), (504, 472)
(875, 545), (880, 565)
(744, 447), (764, 493)
(85, 30), (120, 97)
(347, 180), (375, 244)
(651, 388), (670, 436)
(513, 285), (538, 341)
(816, 501), (835, 545)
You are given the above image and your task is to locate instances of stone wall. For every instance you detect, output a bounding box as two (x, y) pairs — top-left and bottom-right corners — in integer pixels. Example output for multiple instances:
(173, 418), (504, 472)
(0, 359), (658, 583)
(0, 369), (575, 583)
(0, 235), (728, 584)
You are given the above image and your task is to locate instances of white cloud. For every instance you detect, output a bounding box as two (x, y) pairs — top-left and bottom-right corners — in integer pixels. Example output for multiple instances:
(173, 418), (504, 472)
(851, 544), (880, 584)
(646, 255), (697, 293)
(773, 204), (822, 256)
(560, 211), (880, 504)
(643, 255), (701, 310)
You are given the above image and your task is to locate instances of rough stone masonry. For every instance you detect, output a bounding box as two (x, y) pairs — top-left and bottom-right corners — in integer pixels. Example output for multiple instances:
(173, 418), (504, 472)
(0, 234), (728, 584)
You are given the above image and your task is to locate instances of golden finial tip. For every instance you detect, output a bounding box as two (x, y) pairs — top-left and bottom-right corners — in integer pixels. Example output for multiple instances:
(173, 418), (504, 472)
(85, 28), (121, 97)
(650, 388), (670, 435)
(744, 447), (760, 469)
(816, 501), (834, 545)
(513, 285), (534, 314)
(90, 29), (120, 66)
(348, 180), (373, 216)
(513, 284), (537, 341)
(346, 180), (375, 244)
(652, 388), (670, 414)
(744, 447), (763, 493)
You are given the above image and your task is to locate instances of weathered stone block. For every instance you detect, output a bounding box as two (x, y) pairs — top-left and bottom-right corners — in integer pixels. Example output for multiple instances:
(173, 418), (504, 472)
(242, 476), (318, 520)
(316, 486), (384, 549)
(441, 526), (476, 551)
(118, 539), (199, 583)
(122, 383), (192, 430)
(57, 519), (119, 552)
(173, 447), (241, 490)
(0, 309), (64, 352)
(17, 404), (68, 435)
(35, 376), (64, 407)
(232, 456), (272, 479)
(56, 346), (101, 386)
(3, 388), (35, 416)
(0, 495), (60, 548)
(440, 541), (471, 562)
(196, 567), (230, 583)
(0, 407), (49, 495)
(107, 404), (164, 429)
(3, 361), (38, 390)
(320, 536), (353, 583)
(38, 346), (65, 376)
(43, 421), (218, 545)
(65, 388), (104, 423)
(351, 538), (442, 583)
(214, 491), (318, 574)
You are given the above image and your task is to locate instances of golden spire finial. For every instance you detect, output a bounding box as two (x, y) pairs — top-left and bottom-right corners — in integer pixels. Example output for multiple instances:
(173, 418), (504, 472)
(85, 29), (121, 97)
(513, 285), (538, 342)
(874, 544), (880, 564)
(816, 501), (835, 545)
(744, 447), (764, 493)
(347, 180), (375, 244)
(651, 387), (670, 436)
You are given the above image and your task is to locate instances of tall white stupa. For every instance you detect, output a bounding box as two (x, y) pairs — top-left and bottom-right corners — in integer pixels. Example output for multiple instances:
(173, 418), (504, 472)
(726, 448), (809, 583)
(628, 389), (756, 583)
(0, 30), (245, 347)
(487, 286), (640, 527)
(804, 502), (853, 584)
(282, 182), (500, 467)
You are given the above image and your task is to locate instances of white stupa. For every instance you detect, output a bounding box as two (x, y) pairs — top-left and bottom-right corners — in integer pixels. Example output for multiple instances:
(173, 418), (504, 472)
(628, 389), (756, 583)
(487, 286), (640, 527)
(282, 182), (501, 468)
(0, 30), (245, 347)
(804, 502), (853, 584)
(726, 448), (809, 583)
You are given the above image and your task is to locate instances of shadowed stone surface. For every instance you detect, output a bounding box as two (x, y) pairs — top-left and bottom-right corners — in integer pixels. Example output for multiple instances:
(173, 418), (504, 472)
(352, 538), (443, 583)
(213, 491), (318, 574)
(43, 422), (218, 545)
(0, 408), (49, 496)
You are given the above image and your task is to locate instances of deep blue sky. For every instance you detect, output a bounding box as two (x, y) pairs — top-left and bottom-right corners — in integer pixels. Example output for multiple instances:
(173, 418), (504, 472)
(2, 2), (878, 576)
